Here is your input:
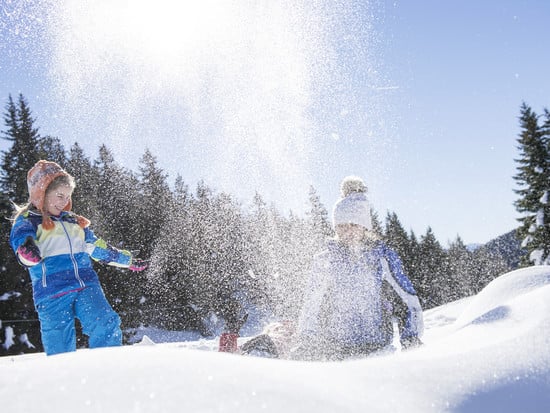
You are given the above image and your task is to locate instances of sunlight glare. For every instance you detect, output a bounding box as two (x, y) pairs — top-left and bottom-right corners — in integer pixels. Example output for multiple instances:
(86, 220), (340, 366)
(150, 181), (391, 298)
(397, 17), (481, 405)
(84, 0), (238, 62)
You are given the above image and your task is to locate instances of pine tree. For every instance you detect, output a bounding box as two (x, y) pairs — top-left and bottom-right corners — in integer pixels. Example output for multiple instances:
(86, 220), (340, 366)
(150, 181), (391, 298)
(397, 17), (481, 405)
(406, 230), (422, 288)
(1, 94), (42, 203)
(246, 193), (299, 318)
(0, 94), (46, 354)
(136, 149), (171, 257)
(37, 136), (67, 165)
(444, 236), (472, 301)
(209, 192), (250, 323)
(513, 103), (550, 265)
(92, 145), (141, 332)
(305, 185), (332, 251)
(417, 227), (446, 308)
(242, 193), (274, 312)
(383, 212), (413, 274)
(369, 209), (383, 238)
(144, 174), (199, 331)
(470, 246), (510, 294)
(66, 142), (98, 220)
(283, 211), (314, 319)
(93, 145), (138, 241)
(247, 192), (273, 283)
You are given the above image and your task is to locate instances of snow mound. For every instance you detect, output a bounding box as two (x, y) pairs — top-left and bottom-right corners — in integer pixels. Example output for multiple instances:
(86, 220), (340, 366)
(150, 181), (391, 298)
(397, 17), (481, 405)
(1, 267), (550, 412)
(456, 265), (550, 327)
(133, 335), (155, 346)
(423, 265), (550, 355)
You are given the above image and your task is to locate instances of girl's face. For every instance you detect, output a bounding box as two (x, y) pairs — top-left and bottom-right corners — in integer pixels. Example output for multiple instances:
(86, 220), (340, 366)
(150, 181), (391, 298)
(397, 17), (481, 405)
(335, 223), (367, 247)
(44, 184), (73, 216)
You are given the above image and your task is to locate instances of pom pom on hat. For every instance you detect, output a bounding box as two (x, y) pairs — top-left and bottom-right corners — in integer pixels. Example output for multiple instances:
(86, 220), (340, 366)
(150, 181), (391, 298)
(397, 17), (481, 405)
(340, 175), (368, 197)
(333, 176), (372, 230)
(27, 160), (90, 230)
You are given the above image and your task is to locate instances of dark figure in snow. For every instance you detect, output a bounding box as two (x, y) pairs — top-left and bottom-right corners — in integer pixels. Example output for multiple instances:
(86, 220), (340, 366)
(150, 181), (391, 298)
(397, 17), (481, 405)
(217, 291), (293, 357)
(219, 318), (295, 359)
(239, 320), (295, 358)
(218, 295), (248, 353)
(292, 176), (424, 360)
(9, 160), (147, 355)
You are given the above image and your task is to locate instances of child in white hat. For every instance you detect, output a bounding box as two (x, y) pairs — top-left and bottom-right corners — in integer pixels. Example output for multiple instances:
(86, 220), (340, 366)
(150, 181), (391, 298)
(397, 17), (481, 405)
(294, 176), (423, 360)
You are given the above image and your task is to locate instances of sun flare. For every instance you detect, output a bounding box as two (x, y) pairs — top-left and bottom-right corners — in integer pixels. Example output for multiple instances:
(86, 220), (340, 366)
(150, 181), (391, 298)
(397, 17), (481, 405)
(74, 0), (238, 60)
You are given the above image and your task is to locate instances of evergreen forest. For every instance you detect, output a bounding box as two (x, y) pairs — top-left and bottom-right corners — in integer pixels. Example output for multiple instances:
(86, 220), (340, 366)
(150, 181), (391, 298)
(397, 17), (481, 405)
(2, 94), (547, 356)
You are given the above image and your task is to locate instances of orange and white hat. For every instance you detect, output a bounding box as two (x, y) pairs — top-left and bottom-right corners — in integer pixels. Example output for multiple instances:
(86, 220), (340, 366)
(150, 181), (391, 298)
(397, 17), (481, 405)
(27, 160), (73, 212)
(27, 160), (89, 229)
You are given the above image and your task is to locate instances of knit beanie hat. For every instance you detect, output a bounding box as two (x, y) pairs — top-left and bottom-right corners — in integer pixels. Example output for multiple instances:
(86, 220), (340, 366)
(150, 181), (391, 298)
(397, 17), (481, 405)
(332, 176), (372, 230)
(27, 160), (90, 230)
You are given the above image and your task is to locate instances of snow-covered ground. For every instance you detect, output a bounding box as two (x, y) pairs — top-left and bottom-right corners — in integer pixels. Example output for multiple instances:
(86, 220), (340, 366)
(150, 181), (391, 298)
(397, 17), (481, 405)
(2, 266), (550, 412)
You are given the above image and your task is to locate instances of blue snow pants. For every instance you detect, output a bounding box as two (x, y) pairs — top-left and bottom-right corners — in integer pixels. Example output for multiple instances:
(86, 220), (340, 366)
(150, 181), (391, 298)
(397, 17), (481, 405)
(35, 284), (122, 355)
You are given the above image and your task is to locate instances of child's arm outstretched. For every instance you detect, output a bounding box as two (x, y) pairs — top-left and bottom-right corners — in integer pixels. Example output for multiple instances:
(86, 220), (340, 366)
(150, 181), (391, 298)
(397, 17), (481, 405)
(84, 227), (147, 272)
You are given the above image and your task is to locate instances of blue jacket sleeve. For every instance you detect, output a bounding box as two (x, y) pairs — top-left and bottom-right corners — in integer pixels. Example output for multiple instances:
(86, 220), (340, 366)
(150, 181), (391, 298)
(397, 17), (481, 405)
(84, 227), (132, 267)
(10, 215), (37, 252)
(380, 245), (424, 339)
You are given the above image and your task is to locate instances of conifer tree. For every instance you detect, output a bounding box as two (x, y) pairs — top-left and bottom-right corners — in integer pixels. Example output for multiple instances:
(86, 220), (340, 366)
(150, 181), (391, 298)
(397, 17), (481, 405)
(1, 94), (42, 203)
(37, 136), (67, 165)
(145, 175), (199, 331)
(513, 103), (550, 266)
(370, 209), (383, 238)
(406, 230), (422, 288)
(247, 193), (273, 283)
(384, 212), (413, 274)
(444, 236), (472, 301)
(93, 145), (138, 241)
(136, 149), (171, 257)
(67, 142), (98, 220)
(417, 227), (446, 308)
(0, 94), (47, 354)
(261, 209), (313, 319)
(305, 185), (332, 248)
(92, 145), (141, 330)
(242, 193), (274, 312)
(470, 246), (510, 294)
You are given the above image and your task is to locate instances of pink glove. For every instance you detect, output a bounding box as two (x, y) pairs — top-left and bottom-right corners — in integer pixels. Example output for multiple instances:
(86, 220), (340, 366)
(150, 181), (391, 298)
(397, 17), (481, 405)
(129, 258), (148, 272)
(17, 237), (42, 266)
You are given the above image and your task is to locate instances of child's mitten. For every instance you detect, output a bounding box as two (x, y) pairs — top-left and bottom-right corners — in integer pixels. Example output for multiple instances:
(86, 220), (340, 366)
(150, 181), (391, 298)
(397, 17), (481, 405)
(17, 237), (42, 266)
(129, 258), (148, 272)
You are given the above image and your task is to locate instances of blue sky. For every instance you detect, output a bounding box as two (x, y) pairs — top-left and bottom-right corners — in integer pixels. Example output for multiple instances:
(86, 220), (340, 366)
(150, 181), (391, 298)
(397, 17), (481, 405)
(1, 0), (549, 245)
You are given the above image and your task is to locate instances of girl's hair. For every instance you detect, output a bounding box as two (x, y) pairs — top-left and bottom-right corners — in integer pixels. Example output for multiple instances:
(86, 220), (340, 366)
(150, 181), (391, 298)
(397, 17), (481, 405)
(11, 175), (75, 224)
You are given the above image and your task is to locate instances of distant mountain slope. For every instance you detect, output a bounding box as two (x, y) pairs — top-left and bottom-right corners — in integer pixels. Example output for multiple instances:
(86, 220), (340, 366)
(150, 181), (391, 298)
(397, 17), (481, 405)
(484, 229), (525, 269)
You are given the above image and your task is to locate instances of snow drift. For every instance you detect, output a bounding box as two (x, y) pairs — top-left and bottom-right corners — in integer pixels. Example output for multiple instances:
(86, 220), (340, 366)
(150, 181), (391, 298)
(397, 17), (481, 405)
(1, 266), (550, 412)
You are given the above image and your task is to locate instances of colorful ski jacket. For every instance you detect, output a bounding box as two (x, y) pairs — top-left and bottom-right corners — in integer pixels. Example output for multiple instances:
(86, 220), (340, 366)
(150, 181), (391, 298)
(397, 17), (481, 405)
(10, 210), (132, 304)
(297, 239), (424, 348)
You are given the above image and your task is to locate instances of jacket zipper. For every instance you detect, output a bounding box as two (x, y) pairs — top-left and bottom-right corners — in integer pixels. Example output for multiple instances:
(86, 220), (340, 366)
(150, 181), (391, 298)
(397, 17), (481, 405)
(41, 261), (47, 287)
(59, 218), (86, 288)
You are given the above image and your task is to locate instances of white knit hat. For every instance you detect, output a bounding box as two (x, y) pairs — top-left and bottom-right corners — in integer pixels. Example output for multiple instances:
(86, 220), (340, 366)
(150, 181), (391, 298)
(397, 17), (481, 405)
(332, 176), (372, 230)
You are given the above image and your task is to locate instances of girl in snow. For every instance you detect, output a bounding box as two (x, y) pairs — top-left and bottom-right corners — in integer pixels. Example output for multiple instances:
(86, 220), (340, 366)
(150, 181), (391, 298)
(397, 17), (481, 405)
(293, 176), (424, 360)
(9, 160), (147, 355)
